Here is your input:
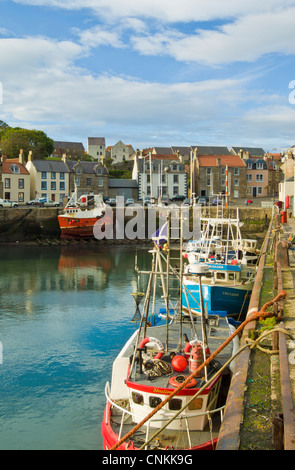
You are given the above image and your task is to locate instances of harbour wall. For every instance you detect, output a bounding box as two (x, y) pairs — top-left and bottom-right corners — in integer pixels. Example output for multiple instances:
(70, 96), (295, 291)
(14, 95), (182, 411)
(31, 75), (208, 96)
(0, 206), (274, 243)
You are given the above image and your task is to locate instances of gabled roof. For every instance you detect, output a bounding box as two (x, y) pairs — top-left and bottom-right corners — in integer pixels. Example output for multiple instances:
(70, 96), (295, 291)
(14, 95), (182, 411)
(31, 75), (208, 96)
(198, 155), (246, 167)
(31, 160), (70, 172)
(88, 137), (105, 146)
(2, 159), (29, 175)
(54, 141), (85, 151)
(192, 146), (230, 155)
(230, 146), (265, 157)
(66, 160), (108, 175)
(152, 147), (173, 154)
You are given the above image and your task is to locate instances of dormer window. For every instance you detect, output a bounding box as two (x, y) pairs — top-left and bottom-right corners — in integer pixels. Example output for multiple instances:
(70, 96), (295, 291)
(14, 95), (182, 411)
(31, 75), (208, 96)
(75, 166), (82, 175)
(10, 164), (20, 173)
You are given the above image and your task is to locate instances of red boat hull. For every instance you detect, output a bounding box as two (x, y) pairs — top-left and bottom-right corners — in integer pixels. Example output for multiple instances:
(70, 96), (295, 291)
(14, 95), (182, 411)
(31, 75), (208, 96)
(58, 214), (113, 239)
(101, 403), (218, 451)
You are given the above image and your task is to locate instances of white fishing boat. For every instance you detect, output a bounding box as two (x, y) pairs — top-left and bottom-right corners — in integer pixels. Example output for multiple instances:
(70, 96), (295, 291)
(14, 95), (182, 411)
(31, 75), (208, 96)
(182, 209), (257, 318)
(101, 222), (240, 450)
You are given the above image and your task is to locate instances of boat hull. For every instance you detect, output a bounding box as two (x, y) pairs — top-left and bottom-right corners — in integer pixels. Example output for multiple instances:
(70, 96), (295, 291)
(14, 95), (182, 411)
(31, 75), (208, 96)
(182, 281), (251, 316)
(58, 214), (113, 239)
(101, 403), (218, 450)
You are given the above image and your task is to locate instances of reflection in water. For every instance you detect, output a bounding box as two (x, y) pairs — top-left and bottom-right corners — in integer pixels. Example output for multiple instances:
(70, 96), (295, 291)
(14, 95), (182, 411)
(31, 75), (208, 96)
(0, 244), (150, 450)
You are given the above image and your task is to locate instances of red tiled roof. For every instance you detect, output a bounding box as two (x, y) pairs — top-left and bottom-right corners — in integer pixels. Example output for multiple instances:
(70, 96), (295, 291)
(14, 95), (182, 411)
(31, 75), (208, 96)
(2, 159), (30, 175)
(198, 155), (246, 167)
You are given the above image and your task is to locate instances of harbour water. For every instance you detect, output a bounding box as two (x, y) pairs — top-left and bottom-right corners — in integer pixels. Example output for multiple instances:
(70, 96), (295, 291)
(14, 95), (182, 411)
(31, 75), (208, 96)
(0, 244), (150, 450)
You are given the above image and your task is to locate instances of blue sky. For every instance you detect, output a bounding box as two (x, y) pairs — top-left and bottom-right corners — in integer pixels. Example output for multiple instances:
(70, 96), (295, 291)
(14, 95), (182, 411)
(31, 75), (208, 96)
(0, 0), (295, 153)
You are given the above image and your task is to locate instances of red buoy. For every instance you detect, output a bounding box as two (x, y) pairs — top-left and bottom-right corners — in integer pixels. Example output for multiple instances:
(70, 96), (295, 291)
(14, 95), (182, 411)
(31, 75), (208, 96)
(172, 355), (187, 372)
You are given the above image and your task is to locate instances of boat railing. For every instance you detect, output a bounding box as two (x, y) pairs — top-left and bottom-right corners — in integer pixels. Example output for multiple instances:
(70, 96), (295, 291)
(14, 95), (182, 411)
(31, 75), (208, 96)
(104, 381), (226, 449)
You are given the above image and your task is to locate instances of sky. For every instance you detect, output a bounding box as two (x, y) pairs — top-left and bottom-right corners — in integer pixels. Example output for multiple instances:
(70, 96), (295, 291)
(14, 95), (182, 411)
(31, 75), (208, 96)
(0, 0), (295, 153)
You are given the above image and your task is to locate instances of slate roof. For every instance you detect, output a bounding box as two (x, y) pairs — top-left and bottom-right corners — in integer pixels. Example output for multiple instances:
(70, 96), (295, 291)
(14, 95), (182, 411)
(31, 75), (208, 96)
(31, 160), (70, 172)
(88, 137), (105, 146)
(54, 141), (85, 151)
(66, 160), (108, 175)
(230, 147), (265, 157)
(191, 146), (230, 155)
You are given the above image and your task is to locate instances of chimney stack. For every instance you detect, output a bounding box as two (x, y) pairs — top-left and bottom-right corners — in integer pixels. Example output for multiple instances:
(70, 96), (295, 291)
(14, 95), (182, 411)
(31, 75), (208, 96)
(19, 149), (24, 165)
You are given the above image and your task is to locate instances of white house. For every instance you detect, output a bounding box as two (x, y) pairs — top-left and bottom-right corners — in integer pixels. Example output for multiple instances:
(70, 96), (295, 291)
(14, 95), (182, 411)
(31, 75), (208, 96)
(26, 154), (70, 203)
(106, 140), (135, 164)
(132, 153), (187, 200)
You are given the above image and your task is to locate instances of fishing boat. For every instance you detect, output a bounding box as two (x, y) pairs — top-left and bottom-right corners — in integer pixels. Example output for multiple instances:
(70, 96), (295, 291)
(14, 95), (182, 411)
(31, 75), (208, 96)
(101, 221), (240, 450)
(182, 210), (257, 318)
(58, 191), (111, 239)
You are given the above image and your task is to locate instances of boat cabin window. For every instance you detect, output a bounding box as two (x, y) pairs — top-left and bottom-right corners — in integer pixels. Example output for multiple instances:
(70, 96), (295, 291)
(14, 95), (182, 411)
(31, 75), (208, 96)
(132, 392), (144, 406)
(216, 272), (225, 280)
(168, 398), (182, 411)
(228, 273), (235, 281)
(188, 398), (203, 410)
(149, 396), (162, 408)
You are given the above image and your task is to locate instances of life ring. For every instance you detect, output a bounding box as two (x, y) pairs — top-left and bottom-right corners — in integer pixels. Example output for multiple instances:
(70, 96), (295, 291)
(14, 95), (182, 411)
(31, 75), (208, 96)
(169, 375), (197, 388)
(184, 339), (199, 359)
(139, 337), (164, 360)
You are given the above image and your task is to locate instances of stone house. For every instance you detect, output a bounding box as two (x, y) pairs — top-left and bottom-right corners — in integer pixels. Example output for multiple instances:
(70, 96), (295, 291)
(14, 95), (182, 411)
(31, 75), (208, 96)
(105, 140), (135, 164)
(195, 154), (247, 199)
(65, 159), (109, 198)
(87, 137), (105, 160)
(52, 141), (85, 160)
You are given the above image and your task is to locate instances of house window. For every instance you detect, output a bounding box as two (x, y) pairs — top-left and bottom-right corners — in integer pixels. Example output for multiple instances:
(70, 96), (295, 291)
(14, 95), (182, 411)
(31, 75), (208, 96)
(18, 192), (24, 202)
(76, 167), (81, 175)
(247, 174), (252, 182)
(4, 178), (10, 188)
(221, 168), (226, 176)
(221, 178), (226, 186)
(147, 174), (150, 183)
(41, 181), (47, 190)
(173, 186), (178, 195)
(18, 178), (24, 189)
(98, 177), (103, 187)
(173, 175), (179, 183)
(41, 172), (47, 179)
(234, 179), (239, 187)
(10, 164), (20, 173)
(51, 182), (56, 190)
(51, 172), (56, 179)
(234, 168), (240, 175)
(60, 182), (65, 190)
(247, 163), (252, 169)
(97, 168), (102, 175)
(207, 178), (211, 186)
(256, 174), (263, 182)
(60, 172), (65, 180)
(257, 187), (263, 195)
(75, 177), (80, 186)
(257, 162), (264, 169)
(86, 178), (91, 186)
(247, 188), (252, 195)
(206, 168), (212, 175)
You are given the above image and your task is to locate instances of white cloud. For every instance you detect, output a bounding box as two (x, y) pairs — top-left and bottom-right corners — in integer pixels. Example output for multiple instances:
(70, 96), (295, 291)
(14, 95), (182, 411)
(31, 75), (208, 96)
(11, 0), (295, 22)
(131, 7), (295, 65)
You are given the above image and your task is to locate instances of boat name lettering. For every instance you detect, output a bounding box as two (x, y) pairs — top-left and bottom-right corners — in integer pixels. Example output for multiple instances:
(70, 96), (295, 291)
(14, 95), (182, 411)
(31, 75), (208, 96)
(152, 388), (171, 394)
(223, 291), (239, 297)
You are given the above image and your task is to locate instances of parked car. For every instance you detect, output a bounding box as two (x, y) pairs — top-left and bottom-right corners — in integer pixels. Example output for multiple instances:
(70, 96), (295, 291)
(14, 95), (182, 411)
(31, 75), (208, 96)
(171, 195), (186, 202)
(106, 198), (116, 206)
(212, 197), (222, 206)
(182, 198), (191, 206)
(143, 197), (151, 206)
(26, 197), (46, 206)
(197, 197), (207, 206)
(44, 199), (60, 207)
(125, 198), (135, 206)
(161, 196), (169, 206)
(0, 198), (18, 207)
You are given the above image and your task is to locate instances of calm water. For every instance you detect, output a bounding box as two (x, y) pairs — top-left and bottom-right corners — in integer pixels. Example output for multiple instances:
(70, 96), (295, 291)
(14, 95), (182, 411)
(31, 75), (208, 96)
(0, 244), (151, 450)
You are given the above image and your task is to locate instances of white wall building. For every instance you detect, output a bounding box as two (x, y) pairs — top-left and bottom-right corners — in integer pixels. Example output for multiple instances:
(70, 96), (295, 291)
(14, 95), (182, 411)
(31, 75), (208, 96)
(132, 153), (187, 200)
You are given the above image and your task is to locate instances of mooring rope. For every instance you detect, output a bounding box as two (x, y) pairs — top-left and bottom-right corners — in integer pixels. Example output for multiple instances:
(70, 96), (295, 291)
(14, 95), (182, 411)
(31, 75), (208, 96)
(109, 289), (286, 450)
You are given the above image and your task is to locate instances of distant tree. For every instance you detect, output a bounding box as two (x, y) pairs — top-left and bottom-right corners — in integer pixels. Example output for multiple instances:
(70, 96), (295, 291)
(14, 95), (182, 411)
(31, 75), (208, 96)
(0, 127), (54, 159)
